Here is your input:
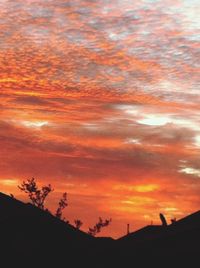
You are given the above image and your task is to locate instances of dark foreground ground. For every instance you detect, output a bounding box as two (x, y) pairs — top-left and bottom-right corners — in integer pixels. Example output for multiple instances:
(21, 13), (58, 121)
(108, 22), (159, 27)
(0, 192), (200, 268)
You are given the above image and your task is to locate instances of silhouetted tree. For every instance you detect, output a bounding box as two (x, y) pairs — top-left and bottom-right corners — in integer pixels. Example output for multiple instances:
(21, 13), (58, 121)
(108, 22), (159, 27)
(18, 178), (53, 210)
(159, 213), (167, 226)
(88, 217), (112, 236)
(74, 219), (83, 229)
(55, 192), (68, 220)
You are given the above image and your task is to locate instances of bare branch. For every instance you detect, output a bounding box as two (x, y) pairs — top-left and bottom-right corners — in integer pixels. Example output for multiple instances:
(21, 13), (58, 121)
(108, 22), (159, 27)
(74, 219), (83, 230)
(55, 192), (68, 220)
(18, 178), (53, 210)
(88, 218), (112, 236)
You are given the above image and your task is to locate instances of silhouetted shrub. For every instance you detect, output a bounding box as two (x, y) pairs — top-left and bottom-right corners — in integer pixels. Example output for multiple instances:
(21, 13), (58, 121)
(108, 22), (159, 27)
(74, 219), (83, 229)
(171, 218), (177, 224)
(55, 192), (68, 220)
(18, 178), (53, 210)
(88, 217), (112, 236)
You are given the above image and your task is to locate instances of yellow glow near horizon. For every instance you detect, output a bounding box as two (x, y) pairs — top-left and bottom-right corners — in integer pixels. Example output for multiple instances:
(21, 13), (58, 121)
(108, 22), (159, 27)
(0, 179), (19, 186)
(134, 184), (160, 193)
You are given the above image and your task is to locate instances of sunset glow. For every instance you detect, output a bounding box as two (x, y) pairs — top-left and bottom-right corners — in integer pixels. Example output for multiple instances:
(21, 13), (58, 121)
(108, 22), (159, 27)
(0, 0), (199, 238)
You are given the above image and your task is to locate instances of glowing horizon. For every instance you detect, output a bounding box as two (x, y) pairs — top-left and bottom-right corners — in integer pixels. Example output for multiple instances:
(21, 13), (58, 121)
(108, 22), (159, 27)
(0, 0), (199, 238)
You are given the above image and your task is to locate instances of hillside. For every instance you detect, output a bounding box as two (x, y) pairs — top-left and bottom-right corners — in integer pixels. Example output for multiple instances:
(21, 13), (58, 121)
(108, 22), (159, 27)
(0, 192), (98, 267)
(0, 192), (200, 267)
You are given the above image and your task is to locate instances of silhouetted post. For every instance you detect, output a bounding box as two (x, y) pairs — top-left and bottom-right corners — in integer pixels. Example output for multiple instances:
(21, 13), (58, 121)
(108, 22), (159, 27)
(159, 213), (167, 227)
(127, 224), (130, 235)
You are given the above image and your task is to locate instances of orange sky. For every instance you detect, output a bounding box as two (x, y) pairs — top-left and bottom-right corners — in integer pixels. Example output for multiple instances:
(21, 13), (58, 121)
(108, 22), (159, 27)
(0, 0), (200, 238)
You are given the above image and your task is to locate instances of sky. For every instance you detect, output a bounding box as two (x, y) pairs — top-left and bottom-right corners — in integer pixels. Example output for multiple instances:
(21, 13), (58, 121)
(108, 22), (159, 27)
(0, 0), (200, 238)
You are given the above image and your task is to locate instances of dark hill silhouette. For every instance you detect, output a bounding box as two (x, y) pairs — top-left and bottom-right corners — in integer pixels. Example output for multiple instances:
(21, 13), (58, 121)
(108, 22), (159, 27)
(118, 225), (165, 245)
(116, 211), (200, 267)
(1, 192), (200, 268)
(118, 210), (200, 245)
(0, 192), (98, 267)
(169, 209), (200, 230)
(0, 192), (93, 242)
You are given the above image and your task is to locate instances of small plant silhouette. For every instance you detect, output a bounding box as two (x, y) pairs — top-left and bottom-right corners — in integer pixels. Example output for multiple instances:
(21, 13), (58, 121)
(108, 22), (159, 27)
(74, 219), (83, 229)
(88, 217), (112, 236)
(171, 217), (177, 224)
(55, 192), (68, 220)
(18, 178), (53, 210)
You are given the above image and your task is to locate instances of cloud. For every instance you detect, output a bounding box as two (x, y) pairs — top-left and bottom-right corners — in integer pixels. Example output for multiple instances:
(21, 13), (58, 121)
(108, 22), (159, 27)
(13, 96), (51, 106)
